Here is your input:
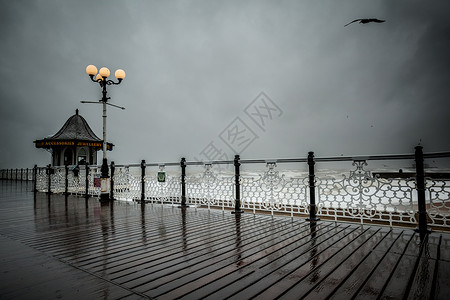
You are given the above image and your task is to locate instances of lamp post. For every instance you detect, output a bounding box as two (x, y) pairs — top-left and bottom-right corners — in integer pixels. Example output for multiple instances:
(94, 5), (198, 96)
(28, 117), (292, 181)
(84, 64), (126, 204)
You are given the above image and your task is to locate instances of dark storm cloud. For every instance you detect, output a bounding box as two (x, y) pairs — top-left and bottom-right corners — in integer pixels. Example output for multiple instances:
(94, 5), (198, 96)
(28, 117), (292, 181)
(1, 0), (449, 169)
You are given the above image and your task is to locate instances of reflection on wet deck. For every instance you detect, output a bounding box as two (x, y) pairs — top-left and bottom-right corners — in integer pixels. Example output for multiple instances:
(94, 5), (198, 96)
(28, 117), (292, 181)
(0, 181), (449, 299)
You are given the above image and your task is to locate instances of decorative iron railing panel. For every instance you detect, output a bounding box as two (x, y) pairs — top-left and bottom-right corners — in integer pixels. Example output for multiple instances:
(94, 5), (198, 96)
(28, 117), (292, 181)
(144, 165), (181, 205)
(112, 166), (140, 201)
(241, 162), (309, 216)
(75, 168), (87, 196)
(27, 170), (34, 181)
(0, 169), (34, 180)
(50, 167), (65, 194)
(35, 168), (47, 192)
(67, 172), (82, 194)
(316, 161), (417, 226)
(427, 179), (450, 228)
(186, 164), (234, 209)
(87, 166), (101, 198)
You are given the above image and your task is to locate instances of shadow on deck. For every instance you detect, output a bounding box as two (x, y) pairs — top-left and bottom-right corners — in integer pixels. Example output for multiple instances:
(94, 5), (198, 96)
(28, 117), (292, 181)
(0, 181), (449, 299)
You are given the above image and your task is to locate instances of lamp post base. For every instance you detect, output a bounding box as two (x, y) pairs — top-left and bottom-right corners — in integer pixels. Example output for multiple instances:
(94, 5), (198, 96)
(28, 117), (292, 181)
(100, 158), (110, 204)
(100, 192), (109, 204)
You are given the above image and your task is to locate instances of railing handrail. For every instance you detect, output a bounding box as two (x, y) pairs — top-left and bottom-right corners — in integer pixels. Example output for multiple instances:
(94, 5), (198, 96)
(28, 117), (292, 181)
(4, 150), (450, 171)
(127, 150), (450, 167)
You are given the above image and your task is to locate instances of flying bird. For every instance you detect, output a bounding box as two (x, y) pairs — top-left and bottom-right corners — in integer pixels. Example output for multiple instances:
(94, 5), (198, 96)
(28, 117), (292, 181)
(344, 18), (385, 27)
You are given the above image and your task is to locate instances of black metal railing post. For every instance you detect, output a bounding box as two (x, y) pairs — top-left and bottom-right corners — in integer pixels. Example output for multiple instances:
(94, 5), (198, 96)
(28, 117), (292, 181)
(64, 165), (69, 195)
(110, 161), (115, 201)
(232, 155), (244, 214)
(26, 168), (29, 181)
(307, 151), (320, 221)
(15, 168), (18, 181)
(415, 146), (430, 234)
(33, 165), (37, 192)
(85, 165), (90, 198)
(180, 157), (187, 207)
(20, 168), (23, 181)
(141, 160), (146, 203)
(46, 164), (51, 194)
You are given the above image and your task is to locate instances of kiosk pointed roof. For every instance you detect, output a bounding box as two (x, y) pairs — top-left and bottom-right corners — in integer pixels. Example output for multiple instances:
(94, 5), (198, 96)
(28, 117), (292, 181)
(50, 109), (101, 141)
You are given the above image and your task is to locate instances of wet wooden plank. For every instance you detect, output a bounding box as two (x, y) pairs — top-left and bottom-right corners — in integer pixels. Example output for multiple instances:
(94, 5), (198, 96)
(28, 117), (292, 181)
(95, 216), (285, 277)
(125, 219), (310, 294)
(328, 228), (407, 299)
(65, 212), (237, 265)
(380, 232), (440, 299)
(0, 234), (139, 300)
(435, 260), (450, 299)
(353, 230), (419, 299)
(200, 224), (358, 300)
(159, 222), (332, 299)
(301, 226), (392, 300)
(254, 226), (383, 300)
(108, 216), (300, 284)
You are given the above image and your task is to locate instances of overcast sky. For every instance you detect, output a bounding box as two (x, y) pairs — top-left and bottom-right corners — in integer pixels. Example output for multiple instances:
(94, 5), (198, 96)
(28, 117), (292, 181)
(1, 0), (450, 169)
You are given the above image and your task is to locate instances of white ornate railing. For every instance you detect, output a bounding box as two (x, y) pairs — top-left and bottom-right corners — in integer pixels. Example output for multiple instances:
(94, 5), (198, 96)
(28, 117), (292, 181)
(112, 166), (139, 201)
(87, 166), (101, 198)
(0, 168), (34, 181)
(241, 162), (309, 216)
(50, 166), (65, 194)
(186, 164), (234, 210)
(35, 167), (47, 192)
(20, 148), (450, 230)
(144, 165), (181, 205)
(427, 179), (450, 227)
(316, 161), (417, 226)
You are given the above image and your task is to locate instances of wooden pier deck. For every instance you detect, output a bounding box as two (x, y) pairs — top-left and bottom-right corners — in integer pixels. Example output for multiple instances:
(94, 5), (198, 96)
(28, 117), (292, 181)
(0, 181), (449, 299)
